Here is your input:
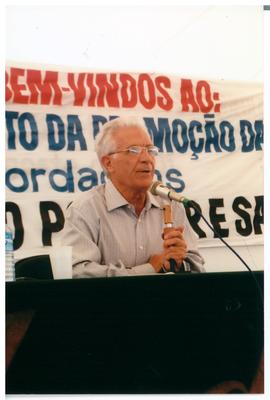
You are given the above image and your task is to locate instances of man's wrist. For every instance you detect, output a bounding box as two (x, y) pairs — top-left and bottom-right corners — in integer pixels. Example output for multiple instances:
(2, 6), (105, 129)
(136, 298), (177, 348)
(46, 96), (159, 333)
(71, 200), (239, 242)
(160, 265), (167, 273)
(148, 255), (164, 273)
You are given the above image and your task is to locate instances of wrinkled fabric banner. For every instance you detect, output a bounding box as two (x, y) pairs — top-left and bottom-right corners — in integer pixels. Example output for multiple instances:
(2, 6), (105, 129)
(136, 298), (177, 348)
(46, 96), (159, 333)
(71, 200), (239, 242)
(5, 63), (263, 255)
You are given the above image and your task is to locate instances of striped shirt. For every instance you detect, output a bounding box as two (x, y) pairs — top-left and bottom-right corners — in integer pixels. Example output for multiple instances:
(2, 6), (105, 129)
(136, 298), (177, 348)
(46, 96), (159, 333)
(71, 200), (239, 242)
(60, 180), (205, 278)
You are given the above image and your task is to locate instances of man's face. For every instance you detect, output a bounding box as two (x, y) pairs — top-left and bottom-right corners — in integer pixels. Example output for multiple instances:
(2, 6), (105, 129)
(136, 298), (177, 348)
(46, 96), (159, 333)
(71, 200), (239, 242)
(102, 125), (156, 194)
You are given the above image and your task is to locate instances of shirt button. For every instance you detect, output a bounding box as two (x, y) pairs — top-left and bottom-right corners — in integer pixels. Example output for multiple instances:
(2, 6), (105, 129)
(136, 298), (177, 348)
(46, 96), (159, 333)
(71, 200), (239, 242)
(139, 245), (143, 250)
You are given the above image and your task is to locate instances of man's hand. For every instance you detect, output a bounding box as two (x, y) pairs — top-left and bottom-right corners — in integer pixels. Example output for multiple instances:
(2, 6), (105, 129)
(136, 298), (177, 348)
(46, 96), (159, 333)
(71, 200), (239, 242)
(149, 226), (187, 273)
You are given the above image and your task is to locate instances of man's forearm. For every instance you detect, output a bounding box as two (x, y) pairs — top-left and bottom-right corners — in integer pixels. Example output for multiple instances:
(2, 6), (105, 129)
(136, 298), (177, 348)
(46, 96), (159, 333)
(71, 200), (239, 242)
(72, 259), (156, 278)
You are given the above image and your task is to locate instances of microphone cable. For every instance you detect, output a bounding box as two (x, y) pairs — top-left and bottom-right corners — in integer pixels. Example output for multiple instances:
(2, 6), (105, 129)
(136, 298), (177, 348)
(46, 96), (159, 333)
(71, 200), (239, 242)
(186, 200), (264, 307)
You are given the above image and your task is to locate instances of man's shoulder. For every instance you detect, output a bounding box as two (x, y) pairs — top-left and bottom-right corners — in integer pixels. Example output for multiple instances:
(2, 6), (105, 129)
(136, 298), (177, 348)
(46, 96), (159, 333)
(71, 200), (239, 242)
(70, 184), (106, 210)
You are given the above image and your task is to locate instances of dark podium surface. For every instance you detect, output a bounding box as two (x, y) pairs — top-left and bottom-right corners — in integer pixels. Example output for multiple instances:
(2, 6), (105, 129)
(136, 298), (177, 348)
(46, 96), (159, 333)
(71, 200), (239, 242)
(6, 271), (264, 394)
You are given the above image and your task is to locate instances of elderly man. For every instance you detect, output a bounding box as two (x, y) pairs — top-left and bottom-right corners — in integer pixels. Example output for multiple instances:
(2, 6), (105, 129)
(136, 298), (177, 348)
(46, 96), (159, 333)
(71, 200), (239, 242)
(61, 116), (205, 277)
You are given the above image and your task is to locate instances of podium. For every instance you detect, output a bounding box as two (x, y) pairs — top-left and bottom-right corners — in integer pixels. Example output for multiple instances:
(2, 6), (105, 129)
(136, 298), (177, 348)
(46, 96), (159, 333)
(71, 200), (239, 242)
(6, 271), (264, 394)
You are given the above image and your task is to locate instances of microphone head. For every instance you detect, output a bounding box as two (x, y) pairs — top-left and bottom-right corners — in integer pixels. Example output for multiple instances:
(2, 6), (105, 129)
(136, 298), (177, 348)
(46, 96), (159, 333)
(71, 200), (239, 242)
(150, 181), (162, 196)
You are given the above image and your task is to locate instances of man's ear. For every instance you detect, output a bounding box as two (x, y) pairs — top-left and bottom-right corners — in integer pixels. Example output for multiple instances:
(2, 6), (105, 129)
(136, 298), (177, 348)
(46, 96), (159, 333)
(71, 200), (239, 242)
(101, 155), (113, 175)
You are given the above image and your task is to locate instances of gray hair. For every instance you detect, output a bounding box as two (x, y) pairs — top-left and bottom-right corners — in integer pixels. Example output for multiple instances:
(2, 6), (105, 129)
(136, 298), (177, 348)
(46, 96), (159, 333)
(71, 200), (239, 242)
(95, 116), (147, 164)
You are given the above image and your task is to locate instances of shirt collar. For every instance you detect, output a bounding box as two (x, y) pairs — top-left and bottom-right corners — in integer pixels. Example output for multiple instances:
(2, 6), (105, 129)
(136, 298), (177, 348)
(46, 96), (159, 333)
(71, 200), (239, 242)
(105, 180), (162, 212)
(146, 191), (162, 210)
(105, 180), (129, 211)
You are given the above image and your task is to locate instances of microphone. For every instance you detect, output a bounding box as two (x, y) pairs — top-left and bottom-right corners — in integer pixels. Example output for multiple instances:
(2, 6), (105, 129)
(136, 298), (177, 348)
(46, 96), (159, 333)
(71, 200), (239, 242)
(150, 181), (192, 208)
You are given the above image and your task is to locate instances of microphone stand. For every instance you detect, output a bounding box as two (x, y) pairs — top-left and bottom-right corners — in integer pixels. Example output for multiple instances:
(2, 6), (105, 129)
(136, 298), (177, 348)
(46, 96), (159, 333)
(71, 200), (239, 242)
(162, 205), (178, 273)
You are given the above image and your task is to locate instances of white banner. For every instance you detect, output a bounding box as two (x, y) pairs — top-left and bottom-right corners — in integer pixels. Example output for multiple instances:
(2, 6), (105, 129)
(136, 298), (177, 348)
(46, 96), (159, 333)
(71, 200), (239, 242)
(5, 63), (263, 256)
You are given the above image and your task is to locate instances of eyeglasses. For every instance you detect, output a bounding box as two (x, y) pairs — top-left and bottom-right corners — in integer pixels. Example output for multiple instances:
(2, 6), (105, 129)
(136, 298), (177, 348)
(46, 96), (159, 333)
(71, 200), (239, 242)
(109, 145), (159, 157)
